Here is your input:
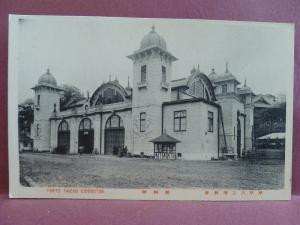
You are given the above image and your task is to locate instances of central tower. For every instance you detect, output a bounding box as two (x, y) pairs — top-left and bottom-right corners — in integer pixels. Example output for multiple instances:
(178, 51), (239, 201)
(127, 26), (177, 155)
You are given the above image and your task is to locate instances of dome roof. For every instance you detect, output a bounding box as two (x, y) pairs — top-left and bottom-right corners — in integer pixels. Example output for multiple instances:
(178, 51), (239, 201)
(38, 68), (57, 87)
(238, 86), (253, 94)
(213, 62), (240, 84)
(208, 67), (218, 81)
(140, 26), (167, 50)
(238, 79), (253, 94)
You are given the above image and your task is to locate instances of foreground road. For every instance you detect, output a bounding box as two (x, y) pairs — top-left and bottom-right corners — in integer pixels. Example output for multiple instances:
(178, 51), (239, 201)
(20, 153), (284, 189)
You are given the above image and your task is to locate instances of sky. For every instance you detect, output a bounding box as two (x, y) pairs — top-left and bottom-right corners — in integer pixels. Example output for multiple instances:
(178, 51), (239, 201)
(16, 16), (294, 103)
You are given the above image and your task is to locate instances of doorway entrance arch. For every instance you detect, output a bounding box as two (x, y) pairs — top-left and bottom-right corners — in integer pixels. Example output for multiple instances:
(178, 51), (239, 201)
(57, 120), (70, 154)
(104, 114), (125, 155)
(78, 118), (94, 153)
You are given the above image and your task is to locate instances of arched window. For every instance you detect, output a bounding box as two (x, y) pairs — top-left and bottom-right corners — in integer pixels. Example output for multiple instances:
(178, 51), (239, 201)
(79, 118), (93, 130)
(190, 81), (204, 97)
(95, 88), (124, 105)
(58, 120), (69, 131)
(105, 114), (124, 128)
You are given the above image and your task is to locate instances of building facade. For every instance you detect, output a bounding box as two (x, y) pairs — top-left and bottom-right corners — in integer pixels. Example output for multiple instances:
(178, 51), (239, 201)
(30, 26), (257, 160)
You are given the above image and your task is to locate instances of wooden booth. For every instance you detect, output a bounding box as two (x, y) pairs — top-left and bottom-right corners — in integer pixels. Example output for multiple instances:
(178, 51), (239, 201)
(150, 133), (180, 160)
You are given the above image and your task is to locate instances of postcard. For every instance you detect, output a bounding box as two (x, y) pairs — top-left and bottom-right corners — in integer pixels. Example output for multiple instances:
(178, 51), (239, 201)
(8, 15), (294, 200)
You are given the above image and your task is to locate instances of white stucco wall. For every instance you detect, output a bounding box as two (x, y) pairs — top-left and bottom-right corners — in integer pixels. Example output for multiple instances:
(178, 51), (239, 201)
(163, 101), (219, 160)
(32, 86), (60, 152)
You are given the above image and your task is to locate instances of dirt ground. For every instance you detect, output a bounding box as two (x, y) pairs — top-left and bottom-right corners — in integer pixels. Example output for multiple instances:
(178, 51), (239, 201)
(19, 152), (284, 189)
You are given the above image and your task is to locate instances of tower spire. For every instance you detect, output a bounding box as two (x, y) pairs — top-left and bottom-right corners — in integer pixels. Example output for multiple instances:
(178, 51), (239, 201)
(225, 61), (229, 73)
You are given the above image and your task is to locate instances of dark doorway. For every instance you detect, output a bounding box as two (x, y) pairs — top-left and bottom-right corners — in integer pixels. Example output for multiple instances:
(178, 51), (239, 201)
(57, 120), (70, 154)
(78, 118), (94, 154)
(237, 118), (242, 157)
(104, 114), (125, 155)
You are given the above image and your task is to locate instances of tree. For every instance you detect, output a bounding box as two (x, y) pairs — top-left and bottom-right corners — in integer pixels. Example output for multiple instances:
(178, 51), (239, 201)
(18, 98), (34, 137)
(59, 84), (84, 107)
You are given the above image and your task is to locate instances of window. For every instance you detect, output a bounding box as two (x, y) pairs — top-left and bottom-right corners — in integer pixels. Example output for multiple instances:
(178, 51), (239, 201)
(140, 112), (146, 132)
(191, 82), (196, 95)
(195, 81), (204, 97)
(36, 124), (40, 137)
(37, 95), (40, 106)
(162, 66), (166, 83)
(208, 111), (214, 132)
(141, 65), (147, 82)
(79, 118), (93, 130)
(58, 120), (69, 131)
(241, 95), (246, 103)
(53, 103), (57, 112)
(222, 84), (227, 94)
(106, 114), (124, 128)
(174, 110), (186, 131)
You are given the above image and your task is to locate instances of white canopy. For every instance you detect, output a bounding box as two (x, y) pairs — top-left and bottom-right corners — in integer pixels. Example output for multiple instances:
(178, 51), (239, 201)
(258, 132), (285, 140)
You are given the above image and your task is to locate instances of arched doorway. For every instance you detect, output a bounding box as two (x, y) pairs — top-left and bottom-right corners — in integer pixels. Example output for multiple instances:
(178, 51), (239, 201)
(78, 118), (94, 154)
(57, 120), (70, 154)
(105, 114), (125, 155)
(237, 118), (242, 158)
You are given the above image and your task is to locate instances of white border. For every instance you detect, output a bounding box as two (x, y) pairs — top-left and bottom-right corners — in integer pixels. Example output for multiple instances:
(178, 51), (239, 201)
(8, 15), (295, 200)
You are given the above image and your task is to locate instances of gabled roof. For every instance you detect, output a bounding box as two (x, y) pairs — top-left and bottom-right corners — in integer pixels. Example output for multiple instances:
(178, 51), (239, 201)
(253, 94), (276, 105)
(150, 133), (181, 143)
(213, 73), (240, 84)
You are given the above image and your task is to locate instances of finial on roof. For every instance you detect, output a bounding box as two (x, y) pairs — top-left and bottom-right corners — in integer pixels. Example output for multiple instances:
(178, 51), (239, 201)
(127, 76), (130, 88)
(46, 67), (50, 74)
(191, 65), (196, 74)
(151, 25), (155, 33)
(225, 61), (229, 73)
(197, 64), (200, 71)
(212, 66), (215, 73)
(244, 78), (247, 87)
(87, 91), (89, 99)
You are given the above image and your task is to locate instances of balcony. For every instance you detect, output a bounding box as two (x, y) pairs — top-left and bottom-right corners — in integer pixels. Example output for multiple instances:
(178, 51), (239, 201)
(137, 81), (148, 89)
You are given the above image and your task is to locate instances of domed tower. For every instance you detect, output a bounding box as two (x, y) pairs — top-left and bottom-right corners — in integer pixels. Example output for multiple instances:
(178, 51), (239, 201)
(31, 68), (62, 152)
(127, 26), (177, 155)
(208, 67), (218, 82)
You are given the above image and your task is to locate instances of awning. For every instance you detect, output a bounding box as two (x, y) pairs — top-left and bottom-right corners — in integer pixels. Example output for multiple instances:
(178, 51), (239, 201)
(258, 132), (285, 140)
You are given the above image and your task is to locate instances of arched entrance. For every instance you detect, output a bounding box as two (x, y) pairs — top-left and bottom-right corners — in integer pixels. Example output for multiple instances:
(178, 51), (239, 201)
(78, 118), (94, 154)
(57, 120), (70, 154)
(237, 118), (242, 158)
(105, 114), (125, 155)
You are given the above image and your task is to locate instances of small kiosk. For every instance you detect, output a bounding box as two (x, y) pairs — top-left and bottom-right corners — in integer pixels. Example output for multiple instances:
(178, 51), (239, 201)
(150, 133), (180, 160)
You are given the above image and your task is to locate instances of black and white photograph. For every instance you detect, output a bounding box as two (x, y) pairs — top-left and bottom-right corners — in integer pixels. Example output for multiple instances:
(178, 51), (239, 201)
(8, 15), (294, 200)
